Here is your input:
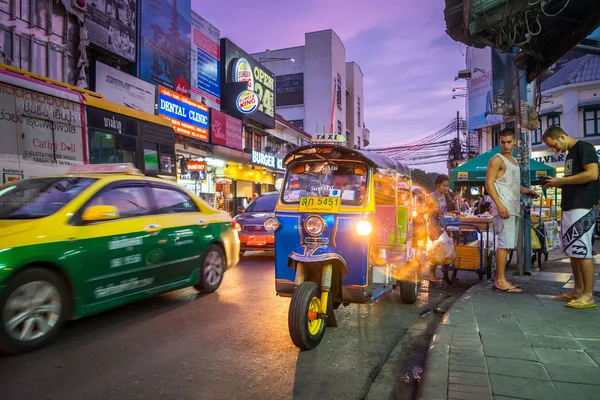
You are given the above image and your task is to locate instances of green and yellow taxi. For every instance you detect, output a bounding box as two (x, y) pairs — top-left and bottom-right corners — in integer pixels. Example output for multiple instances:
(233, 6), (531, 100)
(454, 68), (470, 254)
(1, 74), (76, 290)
(0, 164), (240, 354)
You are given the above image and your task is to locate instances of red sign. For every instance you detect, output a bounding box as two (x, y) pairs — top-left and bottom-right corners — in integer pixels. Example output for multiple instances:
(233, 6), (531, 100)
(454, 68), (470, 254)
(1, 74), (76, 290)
(187, 161), (206, 171)
(210, 109), (243, 151)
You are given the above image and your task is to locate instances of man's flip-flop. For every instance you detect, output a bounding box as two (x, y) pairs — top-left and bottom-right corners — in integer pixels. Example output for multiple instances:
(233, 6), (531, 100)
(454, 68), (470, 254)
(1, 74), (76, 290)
(553, 294), (574, 302)
(493, 285), (522, 293)
(566, 301), (597, 309)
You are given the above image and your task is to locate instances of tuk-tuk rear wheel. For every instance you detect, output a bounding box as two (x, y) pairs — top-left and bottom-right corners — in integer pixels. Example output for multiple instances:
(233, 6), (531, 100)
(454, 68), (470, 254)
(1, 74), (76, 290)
(399, 266), (419, 304)
(288, 281), (326, 350)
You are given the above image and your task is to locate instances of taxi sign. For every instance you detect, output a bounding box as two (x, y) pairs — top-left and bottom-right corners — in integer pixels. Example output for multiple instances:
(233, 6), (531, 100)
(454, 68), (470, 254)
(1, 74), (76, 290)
(67, 163), (143, 175)
(311, 134), (347, 145)
(298, 196), (341, 213)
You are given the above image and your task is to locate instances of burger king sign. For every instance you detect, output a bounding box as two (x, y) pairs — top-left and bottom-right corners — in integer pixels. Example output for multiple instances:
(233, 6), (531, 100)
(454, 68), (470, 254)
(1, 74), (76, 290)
(236, 90), (259, 114)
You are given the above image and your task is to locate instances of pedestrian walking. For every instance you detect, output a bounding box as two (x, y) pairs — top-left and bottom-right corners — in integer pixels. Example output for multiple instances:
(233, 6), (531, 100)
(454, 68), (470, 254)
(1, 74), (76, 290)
(543, 127), (599, 309)
(485, 129), (538, 293)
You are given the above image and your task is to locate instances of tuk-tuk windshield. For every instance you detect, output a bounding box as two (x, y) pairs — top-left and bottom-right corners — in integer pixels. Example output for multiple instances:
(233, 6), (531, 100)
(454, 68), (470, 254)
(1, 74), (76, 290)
(282, 161), (368, 205)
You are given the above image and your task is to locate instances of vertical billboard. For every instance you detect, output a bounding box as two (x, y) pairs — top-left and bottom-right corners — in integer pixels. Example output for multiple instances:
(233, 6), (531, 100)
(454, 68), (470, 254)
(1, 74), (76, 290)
(467, 47), (503, 131)
(190, 12), (220, 110)
(221, 38), (276, 128)
(138, 0), (191, 95)
(85, 0), (136, 61)
(95, 61), (156, 114)
(210, 109), (242, 150)
(157, 86), (209, 141)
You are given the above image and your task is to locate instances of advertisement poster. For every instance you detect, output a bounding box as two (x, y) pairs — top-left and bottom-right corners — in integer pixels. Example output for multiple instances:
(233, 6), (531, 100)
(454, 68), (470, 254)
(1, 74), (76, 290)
(210, 109), (242, 150)
(221, 38), (276, 128)
(157, 86), (209, 141)
(138, 0), (191, 95)
(467, 47), (503, 131)
(86, 0), (136, 61)
(95, 61), (156, 114)
(190, 11), (220, 110)
(0, 71), (85, 178)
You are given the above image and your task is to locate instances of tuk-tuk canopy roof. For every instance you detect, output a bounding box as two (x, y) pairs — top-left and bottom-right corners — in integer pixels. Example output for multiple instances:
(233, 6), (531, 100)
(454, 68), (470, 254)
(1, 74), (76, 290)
(284, 144), (411, 176)
(449, 146), (556, 184)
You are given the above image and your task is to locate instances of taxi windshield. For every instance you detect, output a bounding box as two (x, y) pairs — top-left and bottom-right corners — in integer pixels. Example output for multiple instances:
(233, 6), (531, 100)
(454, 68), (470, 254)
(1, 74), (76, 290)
(0, 177), (97, 219)
(282, 161), (368, 205)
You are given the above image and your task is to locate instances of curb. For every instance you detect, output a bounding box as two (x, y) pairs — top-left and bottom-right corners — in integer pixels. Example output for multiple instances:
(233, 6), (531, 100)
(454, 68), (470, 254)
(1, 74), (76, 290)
(416, 281), (489, 400)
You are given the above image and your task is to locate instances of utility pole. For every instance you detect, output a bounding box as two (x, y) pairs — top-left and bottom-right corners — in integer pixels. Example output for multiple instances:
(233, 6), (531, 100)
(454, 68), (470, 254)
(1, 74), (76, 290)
(514, 65), (532, 276)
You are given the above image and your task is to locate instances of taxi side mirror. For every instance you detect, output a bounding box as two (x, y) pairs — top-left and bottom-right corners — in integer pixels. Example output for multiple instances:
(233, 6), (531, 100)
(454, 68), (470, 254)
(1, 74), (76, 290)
(82, 205), (120, 222)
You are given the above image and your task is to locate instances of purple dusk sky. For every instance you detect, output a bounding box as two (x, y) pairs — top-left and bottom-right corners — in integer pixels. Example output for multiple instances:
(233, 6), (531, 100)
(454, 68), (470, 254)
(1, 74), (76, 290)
(195, 0), (466, 171)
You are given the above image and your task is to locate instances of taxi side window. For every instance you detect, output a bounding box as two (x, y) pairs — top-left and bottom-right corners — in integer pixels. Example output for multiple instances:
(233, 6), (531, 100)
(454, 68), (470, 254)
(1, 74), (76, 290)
(151, 187), (199, 214)
(88, 187), (151, 218)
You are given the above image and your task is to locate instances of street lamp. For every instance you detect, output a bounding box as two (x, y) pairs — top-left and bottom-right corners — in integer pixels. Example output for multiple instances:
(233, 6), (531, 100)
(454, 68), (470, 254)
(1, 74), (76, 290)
(452, 94), (466, 99)
(260, 57), (295, 63)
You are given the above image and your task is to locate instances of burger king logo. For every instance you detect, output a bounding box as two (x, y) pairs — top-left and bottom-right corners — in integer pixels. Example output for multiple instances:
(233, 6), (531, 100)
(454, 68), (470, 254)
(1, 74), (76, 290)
(236, 90), (259, 114)
(233, 58), (254, 91)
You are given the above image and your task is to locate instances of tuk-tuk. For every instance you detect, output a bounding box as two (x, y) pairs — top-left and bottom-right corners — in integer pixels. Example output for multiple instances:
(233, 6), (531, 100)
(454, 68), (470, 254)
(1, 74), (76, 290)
(264, 135), (420, 350)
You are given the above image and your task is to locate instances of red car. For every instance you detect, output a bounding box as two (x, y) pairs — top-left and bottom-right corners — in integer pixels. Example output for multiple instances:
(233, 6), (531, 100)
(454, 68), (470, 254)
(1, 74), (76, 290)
(233, 192), (278, 254)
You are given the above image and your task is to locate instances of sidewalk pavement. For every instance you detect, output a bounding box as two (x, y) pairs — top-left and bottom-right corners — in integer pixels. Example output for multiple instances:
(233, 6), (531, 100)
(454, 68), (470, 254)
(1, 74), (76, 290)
(417, 270), (600, 400)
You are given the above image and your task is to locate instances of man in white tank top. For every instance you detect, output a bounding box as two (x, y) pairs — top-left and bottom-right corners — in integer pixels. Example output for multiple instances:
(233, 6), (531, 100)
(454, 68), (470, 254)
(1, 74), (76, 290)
(485, 129), (538, 293)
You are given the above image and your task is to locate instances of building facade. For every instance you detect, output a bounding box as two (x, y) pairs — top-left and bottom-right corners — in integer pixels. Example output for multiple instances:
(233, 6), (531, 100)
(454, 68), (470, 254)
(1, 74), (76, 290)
(252, 29), (367, 148)
(530, 54), (600, 174)
(0, 0), (83, 85)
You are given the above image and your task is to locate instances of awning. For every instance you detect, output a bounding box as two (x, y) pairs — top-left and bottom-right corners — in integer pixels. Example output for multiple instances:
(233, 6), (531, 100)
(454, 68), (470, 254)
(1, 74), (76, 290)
(539, 105), (562, 116)
(579, 98), (600, 108)
(449, 146), (556, 184)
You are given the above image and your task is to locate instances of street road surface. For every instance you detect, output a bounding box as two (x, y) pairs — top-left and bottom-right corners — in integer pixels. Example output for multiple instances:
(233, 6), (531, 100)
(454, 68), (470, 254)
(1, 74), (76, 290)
(0, 253), (478, 400)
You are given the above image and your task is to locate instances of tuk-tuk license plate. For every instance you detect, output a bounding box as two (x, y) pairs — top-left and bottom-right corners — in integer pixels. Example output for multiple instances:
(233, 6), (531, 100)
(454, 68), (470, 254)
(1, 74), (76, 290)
(299, 197), (341, 213)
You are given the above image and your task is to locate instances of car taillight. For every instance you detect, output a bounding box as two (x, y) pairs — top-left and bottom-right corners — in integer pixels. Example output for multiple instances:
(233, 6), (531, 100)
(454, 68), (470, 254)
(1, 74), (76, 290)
(232, 221), (242, 231)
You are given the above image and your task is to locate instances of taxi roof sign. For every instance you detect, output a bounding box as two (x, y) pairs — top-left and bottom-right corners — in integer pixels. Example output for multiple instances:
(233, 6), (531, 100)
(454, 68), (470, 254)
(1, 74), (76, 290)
(67, 163), (143, 175)
(311, 134), (347, 145)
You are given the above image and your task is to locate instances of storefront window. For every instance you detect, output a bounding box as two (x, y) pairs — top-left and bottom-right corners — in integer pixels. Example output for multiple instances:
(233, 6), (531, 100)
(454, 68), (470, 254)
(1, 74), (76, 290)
(51, 0), (65, 37)
(584, 109), (600, 136)
(0, 28), (11, 61)
(253, 134), (261, 152)
(547, 113), (560, 128)
(32, 40), (47, 76)
(88, 131), (136, 165)
(143, 141), (159, 173)
(244, 131), (252, 153)
(16, 35), (31, 71)
(48, 45), (64, 82)
(532, 118), (542, 145)
(34, 0), (49, 30)
(19, 0), (31, 22)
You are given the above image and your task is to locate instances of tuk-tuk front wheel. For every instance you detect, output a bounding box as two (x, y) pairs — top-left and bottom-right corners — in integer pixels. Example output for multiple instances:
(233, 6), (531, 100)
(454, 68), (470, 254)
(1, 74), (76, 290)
(288, 281), (326, 350)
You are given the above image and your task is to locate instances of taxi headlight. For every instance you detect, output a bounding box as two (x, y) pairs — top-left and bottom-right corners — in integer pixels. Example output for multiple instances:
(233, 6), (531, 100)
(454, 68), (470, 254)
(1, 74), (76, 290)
(305, 215), (325, 236)
(264, 217), (280, 232)
(356, 220), (372, 236)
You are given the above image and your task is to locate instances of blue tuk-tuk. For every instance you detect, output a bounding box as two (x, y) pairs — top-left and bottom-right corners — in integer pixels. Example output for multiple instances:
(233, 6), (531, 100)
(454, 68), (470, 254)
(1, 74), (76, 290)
(263, 136), (420, 350)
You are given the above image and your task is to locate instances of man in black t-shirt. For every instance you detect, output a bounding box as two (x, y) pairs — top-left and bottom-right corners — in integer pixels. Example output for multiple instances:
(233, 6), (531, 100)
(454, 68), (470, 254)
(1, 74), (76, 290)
(543, 127), (599, 309)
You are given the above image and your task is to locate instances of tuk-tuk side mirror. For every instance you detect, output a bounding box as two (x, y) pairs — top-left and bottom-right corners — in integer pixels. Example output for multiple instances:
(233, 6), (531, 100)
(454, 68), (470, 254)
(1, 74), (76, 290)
(82, 205), (120, 222)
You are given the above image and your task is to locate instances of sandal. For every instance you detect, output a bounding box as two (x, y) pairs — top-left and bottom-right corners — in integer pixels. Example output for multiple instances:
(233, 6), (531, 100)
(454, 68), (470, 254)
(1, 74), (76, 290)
(493, 285), (523, 293)
(553, 293), (575, 302)
(566, 301), (597, 309)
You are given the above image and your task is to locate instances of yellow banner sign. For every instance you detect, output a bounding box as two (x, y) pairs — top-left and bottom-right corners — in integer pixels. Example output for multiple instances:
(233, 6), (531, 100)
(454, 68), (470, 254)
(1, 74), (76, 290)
(299, 197), (341, 213)
(457, 171), (468, 181)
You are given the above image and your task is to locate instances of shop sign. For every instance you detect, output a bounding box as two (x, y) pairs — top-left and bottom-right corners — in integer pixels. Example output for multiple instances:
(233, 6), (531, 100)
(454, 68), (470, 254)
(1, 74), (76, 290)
(210, 109), (242, 151)
(2, 168), (24, 184)
(533, 146), (600, 169)
(275, 177), (283, 191)
(221, 39), (276, 128)
(85, 0), (136, 61)
(158, 86), (209, 141)
(187, 161), (206, 180)
(457, 171), (468, 181)
(252, 150), (283, 170)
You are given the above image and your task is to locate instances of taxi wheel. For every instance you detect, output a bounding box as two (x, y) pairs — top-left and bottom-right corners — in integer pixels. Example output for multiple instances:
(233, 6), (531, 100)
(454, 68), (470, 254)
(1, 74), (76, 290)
(0, 268), (68, 354)
(288, 281), (325, 350)
(194, 245), (225, 293)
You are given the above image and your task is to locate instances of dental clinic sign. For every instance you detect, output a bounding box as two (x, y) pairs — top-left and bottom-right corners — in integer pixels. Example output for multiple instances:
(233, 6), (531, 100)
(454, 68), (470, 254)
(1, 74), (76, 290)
(158, 86), (209, 142)
(252, 150), (283, 170)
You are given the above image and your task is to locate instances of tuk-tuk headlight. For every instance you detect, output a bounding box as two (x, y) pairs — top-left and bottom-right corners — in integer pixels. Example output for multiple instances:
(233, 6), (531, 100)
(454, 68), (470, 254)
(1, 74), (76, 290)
(305, 215), (325, 236)
(356, 220), (372, 236)
(264, 217), (280, 232)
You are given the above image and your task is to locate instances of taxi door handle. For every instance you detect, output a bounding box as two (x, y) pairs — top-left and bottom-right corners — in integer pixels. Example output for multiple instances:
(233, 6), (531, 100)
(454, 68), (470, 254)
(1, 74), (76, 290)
(197, 219), (209, 228)
(145, 224), (162, 233)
